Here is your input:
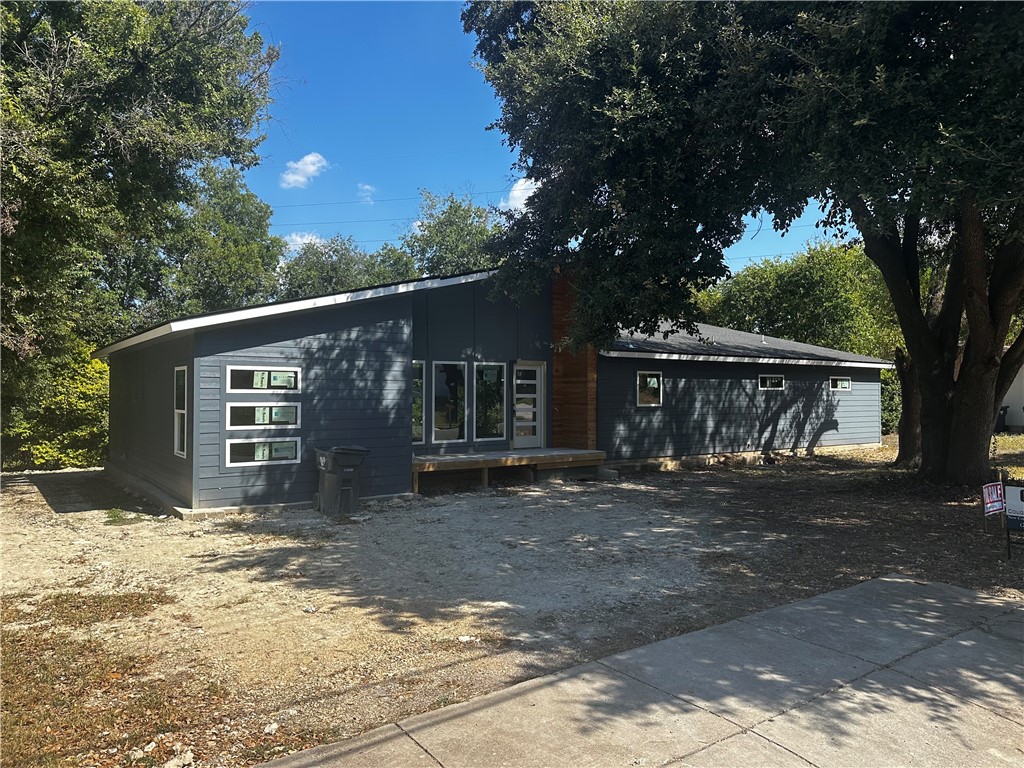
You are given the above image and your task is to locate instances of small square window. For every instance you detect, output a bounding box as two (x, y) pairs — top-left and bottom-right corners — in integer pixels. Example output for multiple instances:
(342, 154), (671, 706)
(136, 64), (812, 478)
(759, 374), (785, 391)
(637, 371), (663, 407)
(830, 377), (852, 391)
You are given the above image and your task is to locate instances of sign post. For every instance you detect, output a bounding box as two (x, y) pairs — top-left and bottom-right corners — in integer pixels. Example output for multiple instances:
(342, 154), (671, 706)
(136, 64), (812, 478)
(982, 481), (1005, 534)
(1000, 484), (1024, 559)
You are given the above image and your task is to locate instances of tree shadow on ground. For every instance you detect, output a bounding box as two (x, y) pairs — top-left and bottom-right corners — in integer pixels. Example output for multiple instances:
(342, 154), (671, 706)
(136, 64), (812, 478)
(4, 470), (162, 516)
(13, 461), (1023, 760)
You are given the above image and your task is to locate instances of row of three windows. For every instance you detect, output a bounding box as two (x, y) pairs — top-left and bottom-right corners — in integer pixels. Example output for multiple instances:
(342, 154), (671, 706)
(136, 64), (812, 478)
(636, 371), (854, 407)
(413, 362), (506, 444)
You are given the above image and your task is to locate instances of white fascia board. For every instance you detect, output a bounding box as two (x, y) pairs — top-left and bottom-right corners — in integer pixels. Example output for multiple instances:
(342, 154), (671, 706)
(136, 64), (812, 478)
(93, 271), (495, 359)
(600, 349), (895, 369)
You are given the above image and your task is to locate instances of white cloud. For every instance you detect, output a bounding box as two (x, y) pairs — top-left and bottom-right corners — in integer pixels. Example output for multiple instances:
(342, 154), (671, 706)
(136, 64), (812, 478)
(280, 152), (328, 189)
(357, 182), (376, 204)
(500, 178), (540, 211)
(284, 231), (323, 252)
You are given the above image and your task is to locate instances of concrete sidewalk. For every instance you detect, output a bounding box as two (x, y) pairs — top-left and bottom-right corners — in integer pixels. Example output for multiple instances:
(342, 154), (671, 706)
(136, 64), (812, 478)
(267, 575), (1023, 768)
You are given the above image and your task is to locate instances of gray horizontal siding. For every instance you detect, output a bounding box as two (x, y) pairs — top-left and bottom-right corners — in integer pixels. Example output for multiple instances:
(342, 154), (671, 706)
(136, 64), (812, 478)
(192, 296), (414, 508)
(597, 358), (881, 461)
(106, 334), (195, 506)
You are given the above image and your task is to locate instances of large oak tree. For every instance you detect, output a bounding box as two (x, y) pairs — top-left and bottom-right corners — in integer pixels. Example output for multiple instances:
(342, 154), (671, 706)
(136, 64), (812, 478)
(465, 1), (1024, 485)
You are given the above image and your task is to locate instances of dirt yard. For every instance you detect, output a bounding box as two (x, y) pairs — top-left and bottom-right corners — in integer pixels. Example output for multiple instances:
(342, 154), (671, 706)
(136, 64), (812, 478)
(3, 445), (1022, 767)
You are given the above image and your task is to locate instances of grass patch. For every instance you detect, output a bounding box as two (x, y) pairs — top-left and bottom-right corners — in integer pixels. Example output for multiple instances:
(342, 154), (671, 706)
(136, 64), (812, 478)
(104, 507), (146, 526)
(0, 627), (209, 766)
(0, 587), (196, 767)
(4, 589), (176, 628)
(993, 433), (1024, 481)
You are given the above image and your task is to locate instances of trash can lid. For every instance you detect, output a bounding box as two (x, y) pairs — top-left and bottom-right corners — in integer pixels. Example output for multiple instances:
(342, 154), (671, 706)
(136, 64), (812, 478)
(330, 445), (370, 455)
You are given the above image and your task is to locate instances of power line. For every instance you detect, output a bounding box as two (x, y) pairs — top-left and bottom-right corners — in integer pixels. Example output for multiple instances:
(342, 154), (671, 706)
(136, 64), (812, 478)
(274, 187), (516, 209)
(270, 216), (415, 228)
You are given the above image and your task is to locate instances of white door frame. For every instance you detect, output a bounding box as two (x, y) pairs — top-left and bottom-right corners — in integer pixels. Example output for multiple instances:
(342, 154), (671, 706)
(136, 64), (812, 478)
(512, 361), (545, 449)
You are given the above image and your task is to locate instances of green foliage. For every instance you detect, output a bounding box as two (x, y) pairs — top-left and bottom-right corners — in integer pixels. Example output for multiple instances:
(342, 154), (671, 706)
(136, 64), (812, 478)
(467, 1), (1024, 482)
(2, 342), (109, 469)
(1, 0), (278, 468)
(466, 2), (751, 347)
(160, 164), (286, 317)
(276, 188), (501, 301)
(880, 369), (901, 436)
(278, 236), (419, 301)
(703, 242), (899, 359)
(401, 191), (503, 277)
(1, 0), (278, 357)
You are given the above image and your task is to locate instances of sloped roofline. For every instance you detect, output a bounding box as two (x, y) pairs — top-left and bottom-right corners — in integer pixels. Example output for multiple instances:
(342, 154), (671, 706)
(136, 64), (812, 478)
(92, 270), (495, 359)
(600, 350), (893, 369)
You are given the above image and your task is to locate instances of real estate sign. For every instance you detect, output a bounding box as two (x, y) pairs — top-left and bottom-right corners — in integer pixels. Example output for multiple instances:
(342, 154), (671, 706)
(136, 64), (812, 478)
(982, 482), (1005, 516)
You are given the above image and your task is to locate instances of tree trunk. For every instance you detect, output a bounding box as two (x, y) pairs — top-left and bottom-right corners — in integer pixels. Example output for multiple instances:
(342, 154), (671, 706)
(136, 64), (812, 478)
(944, 360), (1000, 485)
(893, 348), (921, 468)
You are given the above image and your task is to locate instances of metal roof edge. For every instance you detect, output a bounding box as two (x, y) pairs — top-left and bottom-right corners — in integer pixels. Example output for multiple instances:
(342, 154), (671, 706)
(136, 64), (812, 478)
(92, 270), (496, 359)
(599, 349), (895, 369)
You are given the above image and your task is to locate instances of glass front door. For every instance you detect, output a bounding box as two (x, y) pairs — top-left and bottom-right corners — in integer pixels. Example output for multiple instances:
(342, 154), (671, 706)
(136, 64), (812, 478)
(513, 364), (543, 449)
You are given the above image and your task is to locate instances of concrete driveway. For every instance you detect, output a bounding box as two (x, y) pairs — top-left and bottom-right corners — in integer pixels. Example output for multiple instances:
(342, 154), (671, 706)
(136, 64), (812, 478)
(265, 575), (1022, 768)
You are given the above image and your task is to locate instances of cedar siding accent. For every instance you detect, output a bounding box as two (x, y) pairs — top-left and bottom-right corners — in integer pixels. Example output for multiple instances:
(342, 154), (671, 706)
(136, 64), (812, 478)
(551, 278), (598, 450)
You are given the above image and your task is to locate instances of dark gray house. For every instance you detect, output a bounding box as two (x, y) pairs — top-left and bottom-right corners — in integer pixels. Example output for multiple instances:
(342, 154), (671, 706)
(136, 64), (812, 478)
(93, 271), (891, 513)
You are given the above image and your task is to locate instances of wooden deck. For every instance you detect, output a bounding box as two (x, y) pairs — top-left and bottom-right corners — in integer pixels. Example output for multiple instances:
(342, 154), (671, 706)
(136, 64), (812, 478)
(412, 448), (606, 493)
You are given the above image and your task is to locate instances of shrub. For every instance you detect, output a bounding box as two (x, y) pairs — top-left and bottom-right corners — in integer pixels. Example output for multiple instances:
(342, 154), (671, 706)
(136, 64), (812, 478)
(2, 343), (109, 470)
(880, 368), (901, 436)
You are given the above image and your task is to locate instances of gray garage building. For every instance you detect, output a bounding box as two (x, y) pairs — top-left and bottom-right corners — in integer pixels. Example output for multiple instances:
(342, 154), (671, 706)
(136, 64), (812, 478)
(93, 270), (891, 513)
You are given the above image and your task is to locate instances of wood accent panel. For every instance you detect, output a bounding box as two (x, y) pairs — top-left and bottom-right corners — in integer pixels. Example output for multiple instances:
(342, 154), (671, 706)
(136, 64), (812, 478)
(551, 277), (598, 449)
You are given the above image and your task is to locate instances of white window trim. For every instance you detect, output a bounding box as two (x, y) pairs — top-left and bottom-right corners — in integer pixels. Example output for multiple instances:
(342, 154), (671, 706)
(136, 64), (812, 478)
(225, 437), (303, 467)
(225, 364), (302, 394)
(830, 376), (852, 391)
(174, 366), (187, 458)
(474, 362), (507, 441)
(636, 370), (663, 408)
(412, 360), (425, 445)
(759, 373), (786, 391)
(225, 401), (302, 431)
(432, 360), (468, 444)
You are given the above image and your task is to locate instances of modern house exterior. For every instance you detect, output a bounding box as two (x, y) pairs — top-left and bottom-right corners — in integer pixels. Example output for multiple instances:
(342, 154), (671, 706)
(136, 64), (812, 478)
(93, 270), (891, 512)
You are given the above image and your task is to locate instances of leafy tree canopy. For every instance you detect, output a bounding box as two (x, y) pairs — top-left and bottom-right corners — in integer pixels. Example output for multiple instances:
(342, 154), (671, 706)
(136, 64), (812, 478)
(1, 0), (277, 359)
(159, 164), (287, 319)
(466, 1), (1024, 483)
(401, 190), (503, 277)
(277, 237), (419, 301)
(700, 242), (899, 360)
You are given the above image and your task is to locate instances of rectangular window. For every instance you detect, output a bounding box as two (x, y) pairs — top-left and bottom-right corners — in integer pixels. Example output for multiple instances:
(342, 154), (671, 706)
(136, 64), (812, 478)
(759, 374), (785, 391)
(174, 366), (187, 458)
(433, 362), (466, 442)
(412, 361), (424, 444)
(475, 363), (506, 440)
(637, 371), (663, 407)
(226, 365), (301, 393)
(225, 438), (302, 467)
(830, 376), (852, 391)
(226, 402), (301, 430)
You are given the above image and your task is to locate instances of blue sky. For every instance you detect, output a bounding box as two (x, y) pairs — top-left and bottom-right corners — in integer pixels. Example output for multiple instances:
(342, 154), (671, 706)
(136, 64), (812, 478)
(243, 1), (837, 271)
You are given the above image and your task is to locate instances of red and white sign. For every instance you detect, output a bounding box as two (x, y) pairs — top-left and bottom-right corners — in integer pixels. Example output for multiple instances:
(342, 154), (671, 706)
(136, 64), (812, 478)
(983, 482), (1006, 516)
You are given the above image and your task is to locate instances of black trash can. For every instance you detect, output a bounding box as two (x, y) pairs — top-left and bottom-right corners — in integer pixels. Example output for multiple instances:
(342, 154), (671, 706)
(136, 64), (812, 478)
(997, 406), (1009, 433)
(313, 445), (370, 519)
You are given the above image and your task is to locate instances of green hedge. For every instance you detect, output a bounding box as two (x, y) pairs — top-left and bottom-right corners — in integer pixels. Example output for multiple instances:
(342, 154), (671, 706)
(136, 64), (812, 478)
(2, 344), (109, 470)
